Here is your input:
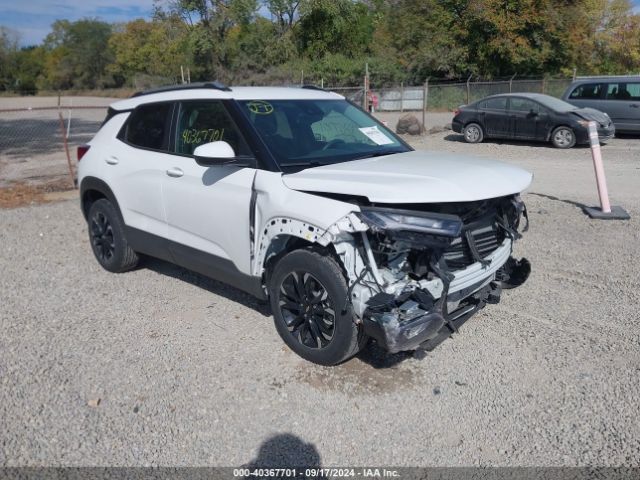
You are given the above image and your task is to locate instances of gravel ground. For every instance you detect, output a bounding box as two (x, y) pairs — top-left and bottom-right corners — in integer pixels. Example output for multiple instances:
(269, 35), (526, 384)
(1, 128), (640, 468)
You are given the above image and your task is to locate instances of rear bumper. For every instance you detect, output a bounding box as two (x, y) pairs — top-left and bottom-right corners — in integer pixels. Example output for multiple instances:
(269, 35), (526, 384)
(452, 119), (463, 133)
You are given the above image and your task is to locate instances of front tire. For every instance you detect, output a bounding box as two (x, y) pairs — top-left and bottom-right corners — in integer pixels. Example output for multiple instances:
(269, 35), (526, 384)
(551, 126), (576, 149)
(463, 123), (484, 143)
(268, 248), (364, 365)
(87, 198), (139, 273)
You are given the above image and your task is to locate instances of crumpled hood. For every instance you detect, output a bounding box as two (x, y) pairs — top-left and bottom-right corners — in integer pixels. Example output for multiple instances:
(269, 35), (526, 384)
(282, 150), (533, 203)
(571, 108), (611, 125)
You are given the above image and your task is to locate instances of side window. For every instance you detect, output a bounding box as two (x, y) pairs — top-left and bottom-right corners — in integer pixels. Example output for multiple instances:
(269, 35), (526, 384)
(569, 83), (604, 100)
(509, 98), (539, 113)
(175, 101), (252, 156)
(606, 82), (640, 100)
(122, 103), (172, 151)
(482, 97), (507, 110)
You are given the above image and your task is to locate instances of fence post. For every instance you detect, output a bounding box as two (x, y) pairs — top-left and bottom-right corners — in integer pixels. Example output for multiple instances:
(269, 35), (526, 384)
(509, 73), (517, 93)
(542, 75), (546, 94)
(422, 78), (429, 132)
(400, 81), (404, 112)
(466, 75), (472, 104)
(57, 109), (76, 189)
(572, 67), (577, 81)
(363, 63), (369, 111)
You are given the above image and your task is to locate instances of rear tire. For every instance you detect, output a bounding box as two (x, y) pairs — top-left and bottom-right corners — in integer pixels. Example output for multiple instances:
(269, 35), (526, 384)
(551, 126), (576, 149)
(87, 198), (139, 273)
(463, 123), (484, 143)
(268, 248), (364, 365)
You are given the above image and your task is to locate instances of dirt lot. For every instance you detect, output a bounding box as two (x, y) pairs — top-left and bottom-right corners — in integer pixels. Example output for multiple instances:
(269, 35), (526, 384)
(1, 99), (640, 468)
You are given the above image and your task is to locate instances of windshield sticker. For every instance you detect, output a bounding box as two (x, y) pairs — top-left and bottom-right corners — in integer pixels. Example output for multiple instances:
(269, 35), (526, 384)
(358, 126), (394, 145)
(247, 100), (274, 115)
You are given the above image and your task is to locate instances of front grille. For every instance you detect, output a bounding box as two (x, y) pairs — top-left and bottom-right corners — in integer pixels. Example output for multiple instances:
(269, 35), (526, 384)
(443, 222), (504, 270)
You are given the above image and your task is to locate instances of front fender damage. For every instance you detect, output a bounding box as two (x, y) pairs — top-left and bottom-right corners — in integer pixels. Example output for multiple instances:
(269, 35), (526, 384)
(255, 194), (531, 355)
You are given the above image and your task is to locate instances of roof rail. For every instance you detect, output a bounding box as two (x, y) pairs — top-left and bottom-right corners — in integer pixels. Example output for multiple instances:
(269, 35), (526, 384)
(132, 81), (232, 98)
(301, 85), (327, 91)
(575, 75), (640, 79)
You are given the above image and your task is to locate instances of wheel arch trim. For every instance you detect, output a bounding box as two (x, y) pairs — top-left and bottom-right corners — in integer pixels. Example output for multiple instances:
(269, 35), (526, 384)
(79, 176), (123, 221)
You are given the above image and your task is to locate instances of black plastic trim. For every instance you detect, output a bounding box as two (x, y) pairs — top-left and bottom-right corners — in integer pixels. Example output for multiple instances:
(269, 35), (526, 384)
(132, 81), (231, 97)
(124, 226), (266, 300)
(79, 177), (122, 220)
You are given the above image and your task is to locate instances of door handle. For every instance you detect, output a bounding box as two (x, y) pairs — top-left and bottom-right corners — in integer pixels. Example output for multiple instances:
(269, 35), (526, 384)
(105, 156), (119, 165)
(166, 167), (184, 178)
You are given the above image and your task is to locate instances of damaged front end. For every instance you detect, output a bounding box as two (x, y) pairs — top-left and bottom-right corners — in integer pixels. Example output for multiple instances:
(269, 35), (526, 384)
(346, 195), (531, 354)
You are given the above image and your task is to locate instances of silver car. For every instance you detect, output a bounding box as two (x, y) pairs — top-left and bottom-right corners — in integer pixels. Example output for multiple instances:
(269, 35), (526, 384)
(561, 76), (640, 133)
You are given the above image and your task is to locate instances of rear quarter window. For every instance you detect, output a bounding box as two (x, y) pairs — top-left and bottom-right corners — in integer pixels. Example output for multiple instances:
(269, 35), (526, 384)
(119, 102), (173, 151)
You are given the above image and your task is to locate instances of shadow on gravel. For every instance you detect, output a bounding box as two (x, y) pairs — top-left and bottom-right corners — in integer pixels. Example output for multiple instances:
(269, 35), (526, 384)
(529, 192), (588, 210)
(140, 256), (271, 316)
(443, 133), (591, 149)
(242, 434), (324, 474)
(357, 340), (412, 369)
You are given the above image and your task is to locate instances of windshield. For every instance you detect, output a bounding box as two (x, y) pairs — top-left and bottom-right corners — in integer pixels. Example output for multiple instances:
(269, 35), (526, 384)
(238, 99), (411, 170)
(535, 95), (579, 112)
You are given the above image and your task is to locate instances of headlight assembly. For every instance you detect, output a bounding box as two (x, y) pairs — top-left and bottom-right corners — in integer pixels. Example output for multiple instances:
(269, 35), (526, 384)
(358, 207), (463, 237)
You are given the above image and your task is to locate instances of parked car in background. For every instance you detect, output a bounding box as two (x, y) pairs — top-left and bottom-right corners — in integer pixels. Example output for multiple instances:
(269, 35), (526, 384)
(452, 93), (614, 148)
(561, 76), (640, 133)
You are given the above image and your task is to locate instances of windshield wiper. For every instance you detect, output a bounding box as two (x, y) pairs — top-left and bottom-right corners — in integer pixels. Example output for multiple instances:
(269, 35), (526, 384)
(279, 160), (329, 168)
(350, 149), (407, 161)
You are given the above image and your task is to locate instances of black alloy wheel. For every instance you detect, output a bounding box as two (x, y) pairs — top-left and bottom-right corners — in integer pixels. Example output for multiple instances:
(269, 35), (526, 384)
(90, 211), (115, 263)
(278, 271), (335, 349)
(86, 198), (139, 272)
(268, 248), (365, 365)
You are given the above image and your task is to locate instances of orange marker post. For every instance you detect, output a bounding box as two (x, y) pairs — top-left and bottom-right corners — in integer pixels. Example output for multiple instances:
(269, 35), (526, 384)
(582, 122), (629, 220)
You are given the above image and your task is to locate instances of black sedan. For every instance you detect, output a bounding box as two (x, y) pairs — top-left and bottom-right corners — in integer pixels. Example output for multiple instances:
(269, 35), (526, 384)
(452, 93), (615, 148)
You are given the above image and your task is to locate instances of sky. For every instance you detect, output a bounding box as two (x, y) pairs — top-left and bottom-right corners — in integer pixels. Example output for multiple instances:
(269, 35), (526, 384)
(1, 0), (640, 47)
(0, 0), (154, 46)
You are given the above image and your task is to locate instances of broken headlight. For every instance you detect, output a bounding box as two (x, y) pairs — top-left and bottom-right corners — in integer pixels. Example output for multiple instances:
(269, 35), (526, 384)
(358, 207), (463, 237)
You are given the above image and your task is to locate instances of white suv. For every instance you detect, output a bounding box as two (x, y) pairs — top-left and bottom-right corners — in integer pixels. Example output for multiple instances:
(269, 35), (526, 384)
(78, 83), (532, 365)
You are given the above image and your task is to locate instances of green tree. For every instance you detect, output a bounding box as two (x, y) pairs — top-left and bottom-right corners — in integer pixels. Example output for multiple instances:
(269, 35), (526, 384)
(108, 17), (191, 86)
(297, 0), (375, 59)
(42, 19), (114, 89)
(0, 26), (19, 90)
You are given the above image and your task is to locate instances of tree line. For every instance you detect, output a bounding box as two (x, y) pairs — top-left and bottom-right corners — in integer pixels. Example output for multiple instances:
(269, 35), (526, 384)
(1, 0), (639, 94)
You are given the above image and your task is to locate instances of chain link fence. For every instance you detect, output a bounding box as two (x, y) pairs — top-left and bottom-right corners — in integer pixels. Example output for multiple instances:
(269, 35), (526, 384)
(368, 78), (573, 112)
(0, 104), (107, 189)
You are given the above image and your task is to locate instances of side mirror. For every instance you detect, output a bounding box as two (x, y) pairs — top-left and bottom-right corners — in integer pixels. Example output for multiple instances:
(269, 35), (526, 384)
(193, 141), (250, 167)
(528, 109), (538, 117)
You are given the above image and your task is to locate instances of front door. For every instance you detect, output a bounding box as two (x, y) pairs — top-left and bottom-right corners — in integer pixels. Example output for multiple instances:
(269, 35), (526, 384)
(509, 97), (542, 140)
(162, 100), (257, 276)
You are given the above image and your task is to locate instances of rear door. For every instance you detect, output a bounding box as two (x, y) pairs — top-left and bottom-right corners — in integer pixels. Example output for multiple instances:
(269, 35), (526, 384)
(480, 97), (510, 137)
(598, 82), (640, 132)
(161, 99), (257, 275)
(111, 102), (174, 239)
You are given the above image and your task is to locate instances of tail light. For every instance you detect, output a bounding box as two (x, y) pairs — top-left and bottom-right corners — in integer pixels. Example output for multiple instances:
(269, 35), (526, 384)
(77, 145), (90, 162)
(453, 108), (461, 116)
